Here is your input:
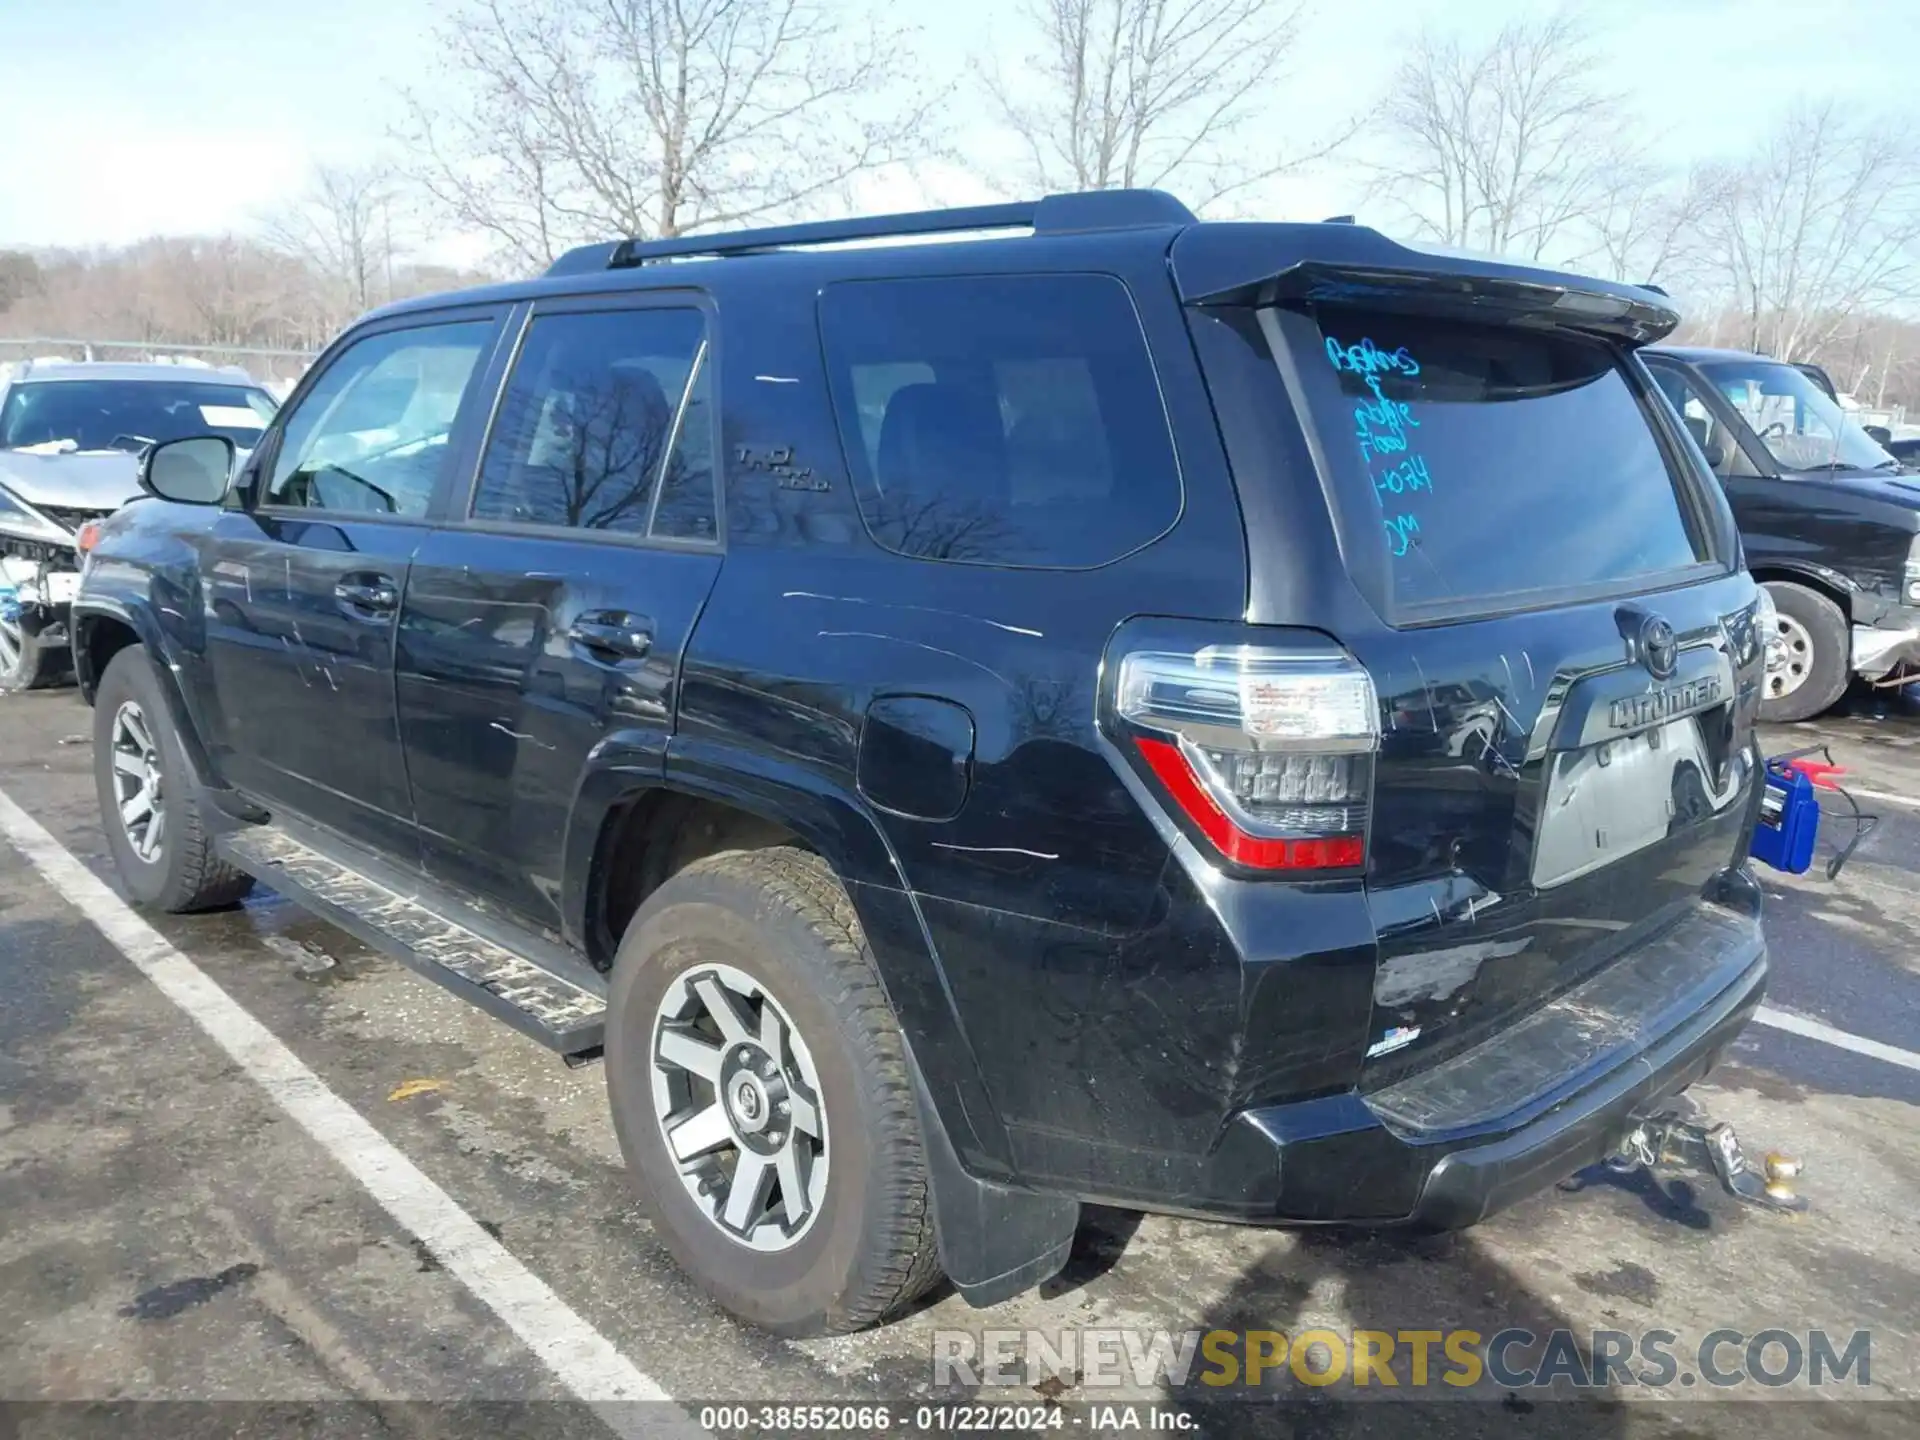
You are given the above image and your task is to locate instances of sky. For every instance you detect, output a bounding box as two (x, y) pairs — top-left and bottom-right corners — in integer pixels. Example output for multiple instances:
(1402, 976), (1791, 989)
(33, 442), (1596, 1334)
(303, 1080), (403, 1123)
(0, 0), (1915, 261)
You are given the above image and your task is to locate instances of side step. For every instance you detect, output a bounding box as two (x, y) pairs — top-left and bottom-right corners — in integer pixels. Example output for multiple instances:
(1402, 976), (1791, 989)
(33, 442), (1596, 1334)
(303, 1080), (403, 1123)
(217, 823), (607, 1059)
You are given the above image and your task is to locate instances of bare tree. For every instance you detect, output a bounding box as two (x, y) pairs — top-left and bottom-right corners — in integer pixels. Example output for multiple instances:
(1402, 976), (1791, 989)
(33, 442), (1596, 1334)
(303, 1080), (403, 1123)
(1587, 160), (1719, 289)
(264, 163), (404, 326)
(399, 0), (937, 274)
(1694, 101), (1920, 363)
(1372, 10), (1621, 261)
(981, 0), (1340, 209)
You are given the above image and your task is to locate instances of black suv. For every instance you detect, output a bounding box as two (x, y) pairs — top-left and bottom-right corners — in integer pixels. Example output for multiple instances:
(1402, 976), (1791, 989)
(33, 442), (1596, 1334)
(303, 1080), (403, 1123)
(1645, 345), (1920, 720)
(74, 191), (1770, 1336)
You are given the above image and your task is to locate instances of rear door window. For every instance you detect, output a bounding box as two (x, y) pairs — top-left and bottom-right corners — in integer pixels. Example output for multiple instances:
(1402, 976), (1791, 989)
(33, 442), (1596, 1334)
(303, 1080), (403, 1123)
(471, 307), (712, 538)
(1286, 308), (1709, 613)
(819, 274), (1181, 568)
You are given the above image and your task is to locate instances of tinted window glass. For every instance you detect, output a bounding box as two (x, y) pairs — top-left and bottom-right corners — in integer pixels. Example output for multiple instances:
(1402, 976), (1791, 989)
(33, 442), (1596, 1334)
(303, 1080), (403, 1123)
(1, 380), (277, 453)
(820, 275), (1180, 567)
(1700, 357), (1896, 473)
(650, 344), (717, 540)
(268, 322), (491, 516)
(473, 309), (704, 534)
(1293, 309), (1706, 610)
(1648, 363), (1746, 477)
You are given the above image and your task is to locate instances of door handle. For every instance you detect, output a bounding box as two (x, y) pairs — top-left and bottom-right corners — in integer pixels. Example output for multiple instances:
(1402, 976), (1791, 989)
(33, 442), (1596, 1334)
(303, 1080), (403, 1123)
(567, 612), (653, 660)
(334, 576), (399, 614)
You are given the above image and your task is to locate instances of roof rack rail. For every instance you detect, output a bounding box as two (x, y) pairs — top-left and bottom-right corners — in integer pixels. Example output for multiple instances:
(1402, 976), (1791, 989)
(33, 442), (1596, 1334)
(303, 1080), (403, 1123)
(545, 189), (1196, 276)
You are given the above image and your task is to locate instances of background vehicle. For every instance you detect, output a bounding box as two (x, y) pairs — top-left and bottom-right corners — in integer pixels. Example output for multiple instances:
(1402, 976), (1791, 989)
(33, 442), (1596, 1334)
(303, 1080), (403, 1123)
(76, 193), (1769, 1336)
(0, 360), (277, 689)
(1645, 345), (1920, 721)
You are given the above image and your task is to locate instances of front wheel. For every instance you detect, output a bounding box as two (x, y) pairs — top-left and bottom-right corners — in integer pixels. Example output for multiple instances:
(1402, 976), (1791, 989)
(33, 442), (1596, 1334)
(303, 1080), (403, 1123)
(605, 847), (942, 1335)
(0, 610), (69, 691)
(1759, 582), (1849, 723)
(92, 646), (253, 911)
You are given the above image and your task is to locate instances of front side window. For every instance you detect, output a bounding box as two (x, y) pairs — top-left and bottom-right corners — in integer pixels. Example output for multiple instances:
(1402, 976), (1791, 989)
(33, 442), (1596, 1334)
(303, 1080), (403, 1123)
(1700, 359), (1896, 474)
(267, 322), (493, 517)
(471, 308), (710, 537)
(819, 274), (1182, 567)
(1289, 308), (1709, 612)
(0, 380), (277, 454)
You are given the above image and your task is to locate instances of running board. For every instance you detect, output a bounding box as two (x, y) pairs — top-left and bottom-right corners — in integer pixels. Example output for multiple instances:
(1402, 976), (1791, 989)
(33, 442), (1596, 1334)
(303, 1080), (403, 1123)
(217, 823), (606, 1059)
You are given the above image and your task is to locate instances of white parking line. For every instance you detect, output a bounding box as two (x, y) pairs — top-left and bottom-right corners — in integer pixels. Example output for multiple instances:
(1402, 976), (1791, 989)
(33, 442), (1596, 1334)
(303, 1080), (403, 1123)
(1843, 784), (1920, 811)
(0, 790), (700, 1435)
(1756, 1005), (1920, 1074)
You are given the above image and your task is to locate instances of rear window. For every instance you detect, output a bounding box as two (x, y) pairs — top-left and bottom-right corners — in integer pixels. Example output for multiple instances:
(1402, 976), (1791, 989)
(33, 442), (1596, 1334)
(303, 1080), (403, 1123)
(1287, 308), (1708, 612)
(819, 274), (1181, 568)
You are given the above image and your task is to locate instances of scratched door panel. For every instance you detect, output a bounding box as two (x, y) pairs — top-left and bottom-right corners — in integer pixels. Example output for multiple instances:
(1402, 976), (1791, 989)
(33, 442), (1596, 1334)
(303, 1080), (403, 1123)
(200, 509), (424, 859)
(394, 532), (721, 934)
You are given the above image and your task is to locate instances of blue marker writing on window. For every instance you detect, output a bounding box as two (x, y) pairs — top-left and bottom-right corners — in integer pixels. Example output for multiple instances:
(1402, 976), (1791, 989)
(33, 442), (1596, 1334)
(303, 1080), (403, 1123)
(1326, 332), (1432, 562)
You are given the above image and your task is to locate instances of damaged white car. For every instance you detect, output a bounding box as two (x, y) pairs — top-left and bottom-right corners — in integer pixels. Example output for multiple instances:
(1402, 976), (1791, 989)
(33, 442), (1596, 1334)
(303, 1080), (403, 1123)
(0, 360), (278, 689)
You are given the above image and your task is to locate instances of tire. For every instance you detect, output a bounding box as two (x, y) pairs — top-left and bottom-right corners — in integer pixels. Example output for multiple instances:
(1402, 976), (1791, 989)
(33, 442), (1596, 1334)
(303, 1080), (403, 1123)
(0, 616), (70, 692)
(605, 847), (942, 1335)
(1759, 581), (1849, 723)
(93, 646), (254, 912)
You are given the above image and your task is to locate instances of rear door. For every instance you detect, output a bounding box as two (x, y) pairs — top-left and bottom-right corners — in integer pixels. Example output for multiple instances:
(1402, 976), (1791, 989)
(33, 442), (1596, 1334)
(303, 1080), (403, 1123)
(395, 294), (723, 934)
(1205, 294), (1764, 1082)
(203, 312), (503, 858)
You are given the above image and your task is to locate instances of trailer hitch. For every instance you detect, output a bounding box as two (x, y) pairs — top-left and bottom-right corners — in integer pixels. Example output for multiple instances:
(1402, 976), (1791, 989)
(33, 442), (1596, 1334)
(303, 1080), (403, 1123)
(1600, 1095), (1807, 1214)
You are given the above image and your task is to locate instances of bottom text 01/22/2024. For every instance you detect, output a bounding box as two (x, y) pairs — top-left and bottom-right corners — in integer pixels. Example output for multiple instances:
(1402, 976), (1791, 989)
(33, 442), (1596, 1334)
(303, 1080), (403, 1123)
(695, 1403), (1199, 1433)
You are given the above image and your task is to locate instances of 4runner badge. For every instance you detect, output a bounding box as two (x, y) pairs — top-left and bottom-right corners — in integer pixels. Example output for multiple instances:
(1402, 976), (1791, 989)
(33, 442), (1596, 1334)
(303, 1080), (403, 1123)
(1608, 675), (1723, 732)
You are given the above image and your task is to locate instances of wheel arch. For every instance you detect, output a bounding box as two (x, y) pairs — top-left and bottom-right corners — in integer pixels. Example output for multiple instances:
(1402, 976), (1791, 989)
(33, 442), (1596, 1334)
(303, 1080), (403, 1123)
(1749, 564), (1854, 619)
(563, 734), (1020, 1178)
(75, 605), (220, 790)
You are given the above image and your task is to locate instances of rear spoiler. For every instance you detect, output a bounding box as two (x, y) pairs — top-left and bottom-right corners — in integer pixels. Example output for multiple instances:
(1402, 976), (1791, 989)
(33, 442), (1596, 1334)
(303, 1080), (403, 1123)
(1171, 227), (1679, 345)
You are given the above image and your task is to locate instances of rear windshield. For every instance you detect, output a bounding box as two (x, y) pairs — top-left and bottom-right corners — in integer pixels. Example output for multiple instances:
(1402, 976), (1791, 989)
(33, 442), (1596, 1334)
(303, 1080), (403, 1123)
(1285, 307), (1708, 613)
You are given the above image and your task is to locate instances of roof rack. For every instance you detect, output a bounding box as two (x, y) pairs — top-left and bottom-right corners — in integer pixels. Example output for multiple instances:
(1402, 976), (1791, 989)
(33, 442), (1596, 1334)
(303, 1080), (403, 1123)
(545, 189), (1196, 277)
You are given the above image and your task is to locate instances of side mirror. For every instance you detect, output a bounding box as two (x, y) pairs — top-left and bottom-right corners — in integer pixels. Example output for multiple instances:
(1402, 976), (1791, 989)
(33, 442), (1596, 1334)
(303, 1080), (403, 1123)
(1700, 433), (1730, 471)
(1864, 424), (1893, 445)
(141, 435), (235, 505)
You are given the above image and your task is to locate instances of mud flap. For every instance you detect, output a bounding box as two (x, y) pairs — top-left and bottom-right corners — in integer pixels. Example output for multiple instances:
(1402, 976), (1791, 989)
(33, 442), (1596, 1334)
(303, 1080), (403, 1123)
(906, 1051), (1078, 1307)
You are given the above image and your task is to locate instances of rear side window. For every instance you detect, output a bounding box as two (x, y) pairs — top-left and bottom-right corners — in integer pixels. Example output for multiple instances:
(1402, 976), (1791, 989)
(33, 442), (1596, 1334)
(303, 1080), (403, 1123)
(819, 275), (1180, 567)
(472, 308), (713, 538)
(1288, 308), (1708, 612)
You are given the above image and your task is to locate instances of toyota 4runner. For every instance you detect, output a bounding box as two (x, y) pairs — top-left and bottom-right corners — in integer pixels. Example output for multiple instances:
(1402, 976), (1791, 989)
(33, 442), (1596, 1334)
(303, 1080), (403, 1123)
(74, 190), (1771, 1336)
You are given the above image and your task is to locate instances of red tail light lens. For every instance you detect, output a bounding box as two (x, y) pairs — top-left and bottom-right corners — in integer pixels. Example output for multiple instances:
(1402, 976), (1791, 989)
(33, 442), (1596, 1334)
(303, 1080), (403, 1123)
(1116, 645), (1378, 873)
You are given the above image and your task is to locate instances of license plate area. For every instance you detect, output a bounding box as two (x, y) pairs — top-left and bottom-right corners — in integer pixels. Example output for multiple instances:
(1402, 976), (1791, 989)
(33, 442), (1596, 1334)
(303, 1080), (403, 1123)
(1532, 710), (1747, 889)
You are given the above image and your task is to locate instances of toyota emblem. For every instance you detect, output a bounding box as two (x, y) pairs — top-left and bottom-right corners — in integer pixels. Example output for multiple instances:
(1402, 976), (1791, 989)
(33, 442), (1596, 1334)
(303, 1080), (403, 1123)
(1640, 616), (1678, 680)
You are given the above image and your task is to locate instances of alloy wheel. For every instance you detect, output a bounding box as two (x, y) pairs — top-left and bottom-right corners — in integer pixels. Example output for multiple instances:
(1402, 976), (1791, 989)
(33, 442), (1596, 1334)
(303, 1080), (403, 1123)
(108, 701), (167, 863)
(0, 611), (22, 676)
(649, 962), (828, 1252)
(1764, 612), (1813, 701)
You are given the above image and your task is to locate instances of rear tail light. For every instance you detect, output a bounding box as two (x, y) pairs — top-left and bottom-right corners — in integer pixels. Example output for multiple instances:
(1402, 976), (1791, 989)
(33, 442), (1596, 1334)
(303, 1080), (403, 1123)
(1115, 645), (1379, 872)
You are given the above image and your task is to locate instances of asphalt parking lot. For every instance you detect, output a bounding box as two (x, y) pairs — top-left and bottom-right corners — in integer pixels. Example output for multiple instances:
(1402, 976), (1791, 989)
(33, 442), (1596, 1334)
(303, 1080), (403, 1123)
(0, 685), (1916, 1438)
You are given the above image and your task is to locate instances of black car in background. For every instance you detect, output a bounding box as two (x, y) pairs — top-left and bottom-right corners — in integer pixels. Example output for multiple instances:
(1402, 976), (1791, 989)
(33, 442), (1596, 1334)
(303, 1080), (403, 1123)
(1645, 346), (1920, 721)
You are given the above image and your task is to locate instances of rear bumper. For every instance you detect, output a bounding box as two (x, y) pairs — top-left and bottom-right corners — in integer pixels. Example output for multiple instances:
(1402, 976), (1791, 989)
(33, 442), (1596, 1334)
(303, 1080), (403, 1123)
(1208, 897), (1767, 1228)
(1412, 941), (1763, 1227)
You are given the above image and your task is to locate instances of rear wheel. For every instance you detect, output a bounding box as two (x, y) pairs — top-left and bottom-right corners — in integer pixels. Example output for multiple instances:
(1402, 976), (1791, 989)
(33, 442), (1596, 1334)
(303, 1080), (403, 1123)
(92, 647), (253, 911)
(1759, 582), (1849, 723)
(605, 847), (942, 1335)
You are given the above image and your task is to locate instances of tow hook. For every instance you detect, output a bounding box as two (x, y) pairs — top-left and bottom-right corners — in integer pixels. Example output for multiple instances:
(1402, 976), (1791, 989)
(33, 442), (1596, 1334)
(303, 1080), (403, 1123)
(1602, 1096), (1808, 1214)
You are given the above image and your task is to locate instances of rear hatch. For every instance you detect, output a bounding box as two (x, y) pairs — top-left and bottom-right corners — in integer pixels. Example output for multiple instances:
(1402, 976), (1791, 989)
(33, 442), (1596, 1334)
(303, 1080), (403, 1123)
(1175, 231), (1767, 1085)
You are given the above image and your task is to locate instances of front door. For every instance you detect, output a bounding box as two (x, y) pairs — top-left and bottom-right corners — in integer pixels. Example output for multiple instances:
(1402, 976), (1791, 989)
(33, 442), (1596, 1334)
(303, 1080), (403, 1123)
(203, 313), (503, 857)
(395, 296), (723, 933)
